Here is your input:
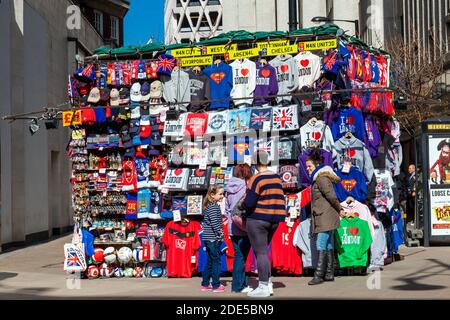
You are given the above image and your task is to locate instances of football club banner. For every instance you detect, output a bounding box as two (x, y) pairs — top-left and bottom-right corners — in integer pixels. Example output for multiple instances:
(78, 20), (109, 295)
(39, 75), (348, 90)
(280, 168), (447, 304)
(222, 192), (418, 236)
(64, 243), (87, 272)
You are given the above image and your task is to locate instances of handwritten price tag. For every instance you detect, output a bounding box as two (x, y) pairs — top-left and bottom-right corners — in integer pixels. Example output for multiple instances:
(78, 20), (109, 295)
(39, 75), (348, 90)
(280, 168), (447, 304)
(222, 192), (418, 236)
(263, 121), (271, 132)
(244, 155), (252, 166)
(173, 210), (181, 222)
(220, 156), (228, 168)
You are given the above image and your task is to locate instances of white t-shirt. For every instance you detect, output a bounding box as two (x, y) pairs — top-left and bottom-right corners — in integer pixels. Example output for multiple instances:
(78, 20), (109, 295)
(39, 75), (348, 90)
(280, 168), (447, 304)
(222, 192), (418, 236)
(294, 51), (321, 88)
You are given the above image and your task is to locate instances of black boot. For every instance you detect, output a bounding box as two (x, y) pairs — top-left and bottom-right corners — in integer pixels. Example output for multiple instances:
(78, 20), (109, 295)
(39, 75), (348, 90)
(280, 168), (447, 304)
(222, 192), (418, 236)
(324, 249), (335, 281)
(308, 250), (327, 285)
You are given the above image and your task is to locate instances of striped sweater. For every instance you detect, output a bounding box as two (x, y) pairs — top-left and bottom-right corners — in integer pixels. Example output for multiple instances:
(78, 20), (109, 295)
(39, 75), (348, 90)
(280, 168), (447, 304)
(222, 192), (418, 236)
(242, 172), (287, 222)
(202, 203), (224, 241)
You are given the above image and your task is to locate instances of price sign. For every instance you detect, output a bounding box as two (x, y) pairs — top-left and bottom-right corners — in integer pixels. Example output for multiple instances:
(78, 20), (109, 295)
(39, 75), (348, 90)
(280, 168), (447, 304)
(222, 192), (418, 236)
(244, 155), (252, 166)
(263, 121), (271, 132)
(220, 156), (228, 169)
(173, 210), (181, 222)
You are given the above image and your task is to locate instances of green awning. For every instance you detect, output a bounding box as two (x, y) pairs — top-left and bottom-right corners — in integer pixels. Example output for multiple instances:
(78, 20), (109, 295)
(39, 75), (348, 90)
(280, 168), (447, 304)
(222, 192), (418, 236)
(93, 46), (112, 55)
(111, 45), (139, 55)
(139, 42), (166, 53)
(290, 23), (341, 36)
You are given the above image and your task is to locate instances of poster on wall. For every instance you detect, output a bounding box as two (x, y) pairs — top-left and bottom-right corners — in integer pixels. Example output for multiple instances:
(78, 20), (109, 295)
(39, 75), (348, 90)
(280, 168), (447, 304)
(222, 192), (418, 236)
(428, 137), (450, 236)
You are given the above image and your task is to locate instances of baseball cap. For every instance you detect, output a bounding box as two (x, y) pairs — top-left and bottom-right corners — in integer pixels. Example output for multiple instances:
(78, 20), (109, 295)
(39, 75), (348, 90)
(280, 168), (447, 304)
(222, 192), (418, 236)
(129, 119), (140, 136)
(100, 88), (110, 103)
(149, 100), (161, 116)
(130, 106), (141, 119)
(148, 146), (160, 156)
(149, 80), (163, 99)
(110, 88), (120, 106)
(132, 135), (142, 146)
(141, 82), (151, 102)
(130, 82), (142, 102)
(119, 87), (130, 105)
(150, 130), (161, 146)
(124, 147), (136, 159)
(79, 82), (90, 96)
(87, 87), (101, 104)
(140, 115), (151, 138)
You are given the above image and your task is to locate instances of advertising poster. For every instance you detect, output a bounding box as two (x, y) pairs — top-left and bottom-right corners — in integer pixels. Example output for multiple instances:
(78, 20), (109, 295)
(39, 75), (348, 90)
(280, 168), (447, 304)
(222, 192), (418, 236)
(428, 137), (450, 236)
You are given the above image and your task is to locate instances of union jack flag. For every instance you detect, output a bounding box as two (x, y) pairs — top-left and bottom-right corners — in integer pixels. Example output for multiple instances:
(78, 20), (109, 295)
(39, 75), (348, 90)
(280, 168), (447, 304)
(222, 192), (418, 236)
(272, 106), (298, 131)
(157, 54), (176, 75)
(250, 108), (272, 130)
(256, 139), (274, 160)
(64, 244), (87, 272)
(172, 197), (187, 215)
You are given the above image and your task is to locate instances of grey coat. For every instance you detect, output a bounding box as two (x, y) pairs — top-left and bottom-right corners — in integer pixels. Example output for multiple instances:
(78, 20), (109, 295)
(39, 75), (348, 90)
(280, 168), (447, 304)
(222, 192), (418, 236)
(311, 166), (342, 234)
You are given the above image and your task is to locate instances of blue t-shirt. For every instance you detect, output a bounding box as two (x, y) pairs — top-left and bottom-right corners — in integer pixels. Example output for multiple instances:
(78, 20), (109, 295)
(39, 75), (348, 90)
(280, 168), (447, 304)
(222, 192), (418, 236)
(203, 62), (233, 109)
(334, 167), (368, 203)
(331, 106), (365, 142)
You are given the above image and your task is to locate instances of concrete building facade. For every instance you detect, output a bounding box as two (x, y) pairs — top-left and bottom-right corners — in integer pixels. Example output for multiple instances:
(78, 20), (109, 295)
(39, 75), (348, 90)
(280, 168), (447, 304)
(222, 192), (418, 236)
(165, 0), (224, 44)
(0, 0), (128, 251)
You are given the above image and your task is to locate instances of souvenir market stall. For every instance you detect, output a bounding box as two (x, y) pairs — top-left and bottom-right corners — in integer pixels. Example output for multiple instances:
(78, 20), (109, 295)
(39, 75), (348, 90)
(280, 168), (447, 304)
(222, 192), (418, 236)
(63, 24), (406, 279)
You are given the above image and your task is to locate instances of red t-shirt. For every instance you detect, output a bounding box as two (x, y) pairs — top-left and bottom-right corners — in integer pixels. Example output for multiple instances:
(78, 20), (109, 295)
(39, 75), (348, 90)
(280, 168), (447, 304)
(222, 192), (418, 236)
(162, 220), (201, 278)
(185, 113), (208, 138)
(270, 221), (302, 275)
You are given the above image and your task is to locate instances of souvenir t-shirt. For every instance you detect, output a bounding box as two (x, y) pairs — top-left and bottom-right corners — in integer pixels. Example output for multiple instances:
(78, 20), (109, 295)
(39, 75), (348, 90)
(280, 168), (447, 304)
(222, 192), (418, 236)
(210, 167), (233, 187)
(227, 108), (251, 134)
(272, 105), (299, 131)
(185, 113), (208, 137)
(156, 54), (176, 76)
(256, 138), (276, 161)
(206, 139), (226, 165)
(171, 197), (188, 216)
(294, 51), (321, 89)
(163, 168), (189, 191)
(279, 165), (299, 189)
(163, 112), (187, 138)
(186, 168), (211, 191)
(372, 169), (395, 213)
(183, 141), (207, 166)
(278, 134), (301, 161)
(269, 54), (299, 104)
(250, 107), (272, 131)
(300, 120), (334, 152)
(203, 62), (233, 109)
(162, 220), (201, 278)
(187, 69), (211, 112)
(228, 136), (254, 164)
(206, 110), (228, 134)
(254, 62), (278, 106)
(270, 220), (302, 275)
(230, 58), (257, 106)
(331, 107), (365, 142)
(187, 195), (203, 215)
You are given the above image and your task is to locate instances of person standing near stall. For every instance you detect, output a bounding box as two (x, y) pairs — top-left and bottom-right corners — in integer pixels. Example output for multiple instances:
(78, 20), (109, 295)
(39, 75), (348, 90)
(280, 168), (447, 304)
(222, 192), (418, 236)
(406, 164), (416, 223)
(242, 151), (286, 297)
(225, 164), (253, 293)
(305, 149), (346, 285)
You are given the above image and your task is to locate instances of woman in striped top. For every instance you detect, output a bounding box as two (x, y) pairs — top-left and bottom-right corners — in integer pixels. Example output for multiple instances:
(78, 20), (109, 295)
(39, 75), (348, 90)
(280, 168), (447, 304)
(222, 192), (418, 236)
(242, 151), (286, 297)
(200, 185), (226, 293)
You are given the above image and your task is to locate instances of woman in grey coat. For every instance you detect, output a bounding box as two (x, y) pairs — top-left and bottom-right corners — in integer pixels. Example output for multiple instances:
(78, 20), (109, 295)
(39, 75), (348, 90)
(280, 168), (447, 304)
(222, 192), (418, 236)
(305, 149), (346, 285)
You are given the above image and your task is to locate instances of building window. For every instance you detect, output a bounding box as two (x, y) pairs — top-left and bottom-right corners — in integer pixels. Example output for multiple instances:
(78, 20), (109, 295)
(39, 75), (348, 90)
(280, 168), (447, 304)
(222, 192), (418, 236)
(199, 13), (211, 31)
(180, 15), (192, 32)
(188, 0), (201, 6)
(207, 0), (221, 5)
(94, 10), (104, 36)
(176, 0), (182, 7)
(110, 16), (119, 41)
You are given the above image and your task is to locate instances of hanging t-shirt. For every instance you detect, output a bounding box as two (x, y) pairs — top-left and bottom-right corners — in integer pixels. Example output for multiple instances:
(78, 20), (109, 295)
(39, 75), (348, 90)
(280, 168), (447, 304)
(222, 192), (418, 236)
(163, 168), (189, 191)
(256, 138), (275, 161)
(254, 61), (279, 106)
(331, 107), (365, 142)
(206, 139), (226, 165)
(230, 58), (256, 106)
(340, 199), (375, 237)
(187, 69), (211, 112)
(183, 141), (207, 166)
(203, 61), (233, 109)
(293, 217), (318, 269)
(372, 169), (396, 213)
(209, 167), (233, 187)
(269, 54), (299, 104)
(227, 108), (251, 134)
(186, 168), (211, 191)
(335, 216), (373, 268)
(206, 110), (228, 135)
(187, 195), (203, 215)
(162, 220), (202, 278)
(334, 166), (368, 203)
(390, 208), (405, 253)
(278, 134), (301, 161)
(300, 120), (334, 152)
(163, 112), (187, 137)
(294, 51), (321, 89)
(272, 105), (299, 131)
(228, 136), (254, 164)
(250, 107), (272, 131)
(278, 165), (299, 189)
(270, 221), (302, 275)
(185, 113), (208, 137)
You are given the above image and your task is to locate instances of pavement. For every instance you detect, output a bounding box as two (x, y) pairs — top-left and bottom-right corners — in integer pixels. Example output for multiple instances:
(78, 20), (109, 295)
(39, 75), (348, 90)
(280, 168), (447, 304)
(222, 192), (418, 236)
(0, 235), (450, 299)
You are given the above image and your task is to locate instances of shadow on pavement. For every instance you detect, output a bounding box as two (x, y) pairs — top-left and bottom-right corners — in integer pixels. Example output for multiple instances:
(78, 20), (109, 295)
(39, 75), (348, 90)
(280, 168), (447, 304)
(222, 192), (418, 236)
(0, 272), (18, 281)
(391, 258), (449, 291)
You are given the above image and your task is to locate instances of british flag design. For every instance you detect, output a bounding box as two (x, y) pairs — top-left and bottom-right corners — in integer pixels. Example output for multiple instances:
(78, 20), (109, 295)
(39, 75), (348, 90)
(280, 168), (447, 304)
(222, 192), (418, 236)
(250, 108), (272, 130)
(272, 105), (299, 131)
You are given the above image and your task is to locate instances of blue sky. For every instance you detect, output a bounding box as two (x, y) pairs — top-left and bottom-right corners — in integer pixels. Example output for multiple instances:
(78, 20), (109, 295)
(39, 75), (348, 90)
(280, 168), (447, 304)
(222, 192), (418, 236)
(124, 0), (165, 46)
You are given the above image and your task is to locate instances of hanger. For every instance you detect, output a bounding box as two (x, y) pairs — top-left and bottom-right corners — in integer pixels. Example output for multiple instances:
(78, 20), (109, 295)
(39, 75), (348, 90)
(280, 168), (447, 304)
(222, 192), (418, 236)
(344, 131), (354, 139)
(214, 57), (222, 66)
(308, 117), (318, 125)
(260, 58), (267, 66)
(193, 66), (202, 74)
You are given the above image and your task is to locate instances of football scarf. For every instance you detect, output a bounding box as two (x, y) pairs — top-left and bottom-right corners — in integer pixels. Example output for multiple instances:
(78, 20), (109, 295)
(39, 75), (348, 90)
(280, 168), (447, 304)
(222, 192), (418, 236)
(229, 136), (254, 164)
(206, 110), (228, 134)
(125, 193), (138, 220)
(137, 189), (151, 219)
(250, 107), (272, 131)
(135, 158), (150, 189)
(272, 105), (299, 131)
(122, 160), (137, 192)
(227, 108), (251, 134)
(186, 168), (211, 191)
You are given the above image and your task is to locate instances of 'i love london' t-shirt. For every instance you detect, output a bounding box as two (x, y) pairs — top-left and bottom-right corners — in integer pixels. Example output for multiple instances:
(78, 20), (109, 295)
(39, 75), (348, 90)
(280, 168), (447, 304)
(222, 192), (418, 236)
(300, 120), (334, 153)
(163, 168), (189, 190)
(293, 51), (321, 89)
(162, 220), (202, 278)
